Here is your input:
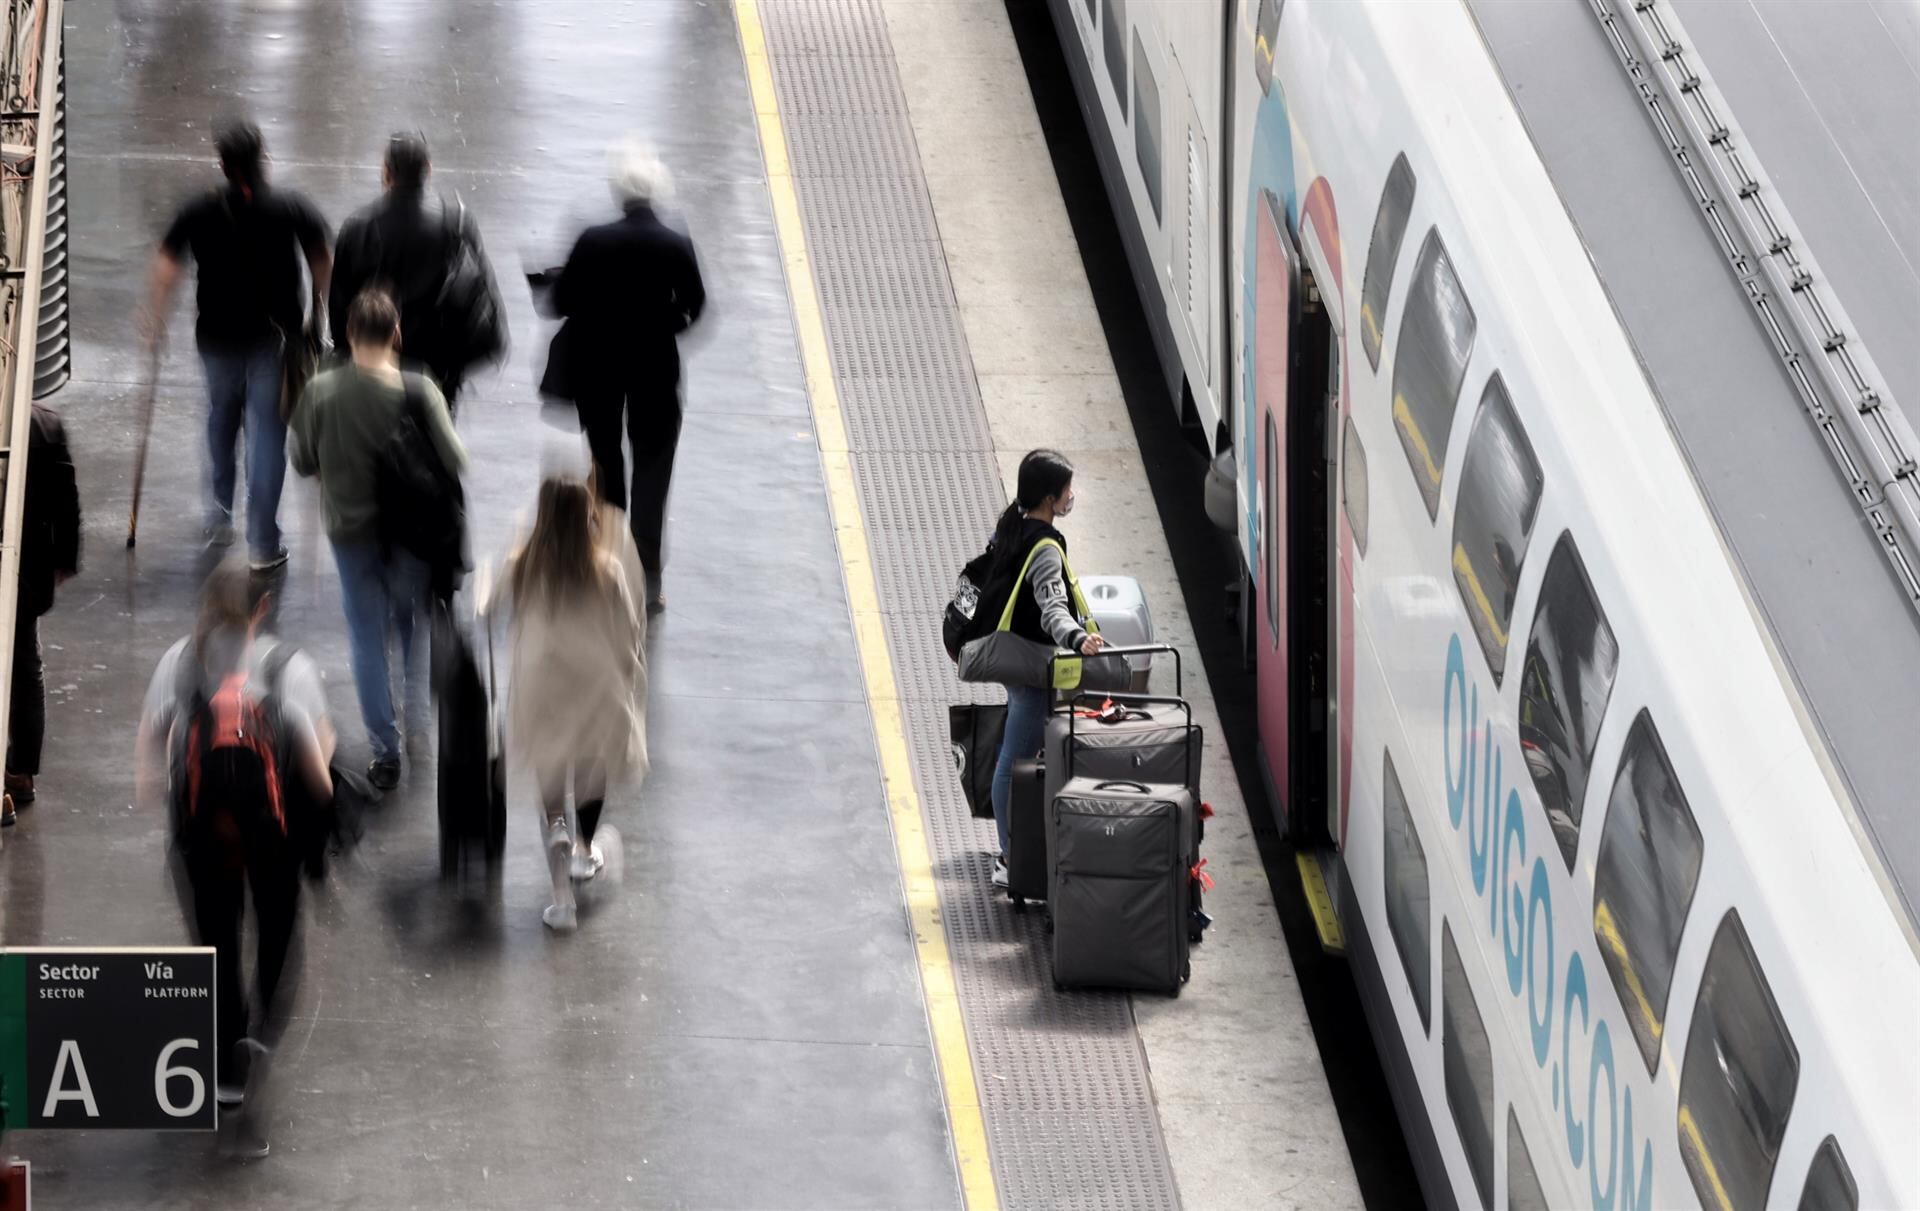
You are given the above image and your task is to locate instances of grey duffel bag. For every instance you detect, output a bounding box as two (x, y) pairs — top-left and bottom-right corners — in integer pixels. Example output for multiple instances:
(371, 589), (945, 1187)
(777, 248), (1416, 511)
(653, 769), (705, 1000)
(1049, 777), (1196, 995)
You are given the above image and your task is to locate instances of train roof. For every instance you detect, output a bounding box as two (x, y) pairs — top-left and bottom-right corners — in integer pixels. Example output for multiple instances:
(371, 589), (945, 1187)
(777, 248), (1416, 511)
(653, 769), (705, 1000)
(1462, 0), (1920, 930)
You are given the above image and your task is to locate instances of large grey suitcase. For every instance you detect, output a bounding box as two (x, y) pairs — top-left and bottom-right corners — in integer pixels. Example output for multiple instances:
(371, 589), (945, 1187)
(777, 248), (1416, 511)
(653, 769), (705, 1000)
(1049, 778), (1196, 994)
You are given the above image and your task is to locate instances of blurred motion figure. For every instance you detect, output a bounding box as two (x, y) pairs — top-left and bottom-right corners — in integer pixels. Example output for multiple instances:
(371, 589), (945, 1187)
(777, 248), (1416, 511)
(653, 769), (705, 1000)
(134, 559), (335, 1158)
(499, 475), (649, 932)
(555, 142), (706, 612)
(291, 289), (467, 789)
(329, 131), (506, 412)
(4, 404), (80, 825)
(143, 119), (332, 572)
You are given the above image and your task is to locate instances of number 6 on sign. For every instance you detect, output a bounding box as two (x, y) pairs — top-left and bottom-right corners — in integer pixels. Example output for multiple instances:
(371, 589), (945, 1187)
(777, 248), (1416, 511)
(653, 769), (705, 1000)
(155, 1039), (204, 1118)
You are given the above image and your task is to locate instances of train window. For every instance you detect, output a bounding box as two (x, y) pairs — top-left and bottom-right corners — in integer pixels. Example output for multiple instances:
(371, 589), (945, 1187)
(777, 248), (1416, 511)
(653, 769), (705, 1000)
(1102, 0), (1127, 119)
(1593, 710), (1703, 1077)
(1798, 1136), (1857, 1211)
(1391, 229), (1477, 521)
(1382, 752), (1429, 1031)
(1132, 32), (1163, 224)
(1361, 154), (1416, 372)
(1451, 375), (1542, 686)
(1679, 910), (1800, 1211)
(1443, 922), (1496, 1211)
(1518, 534), (1618, 872)
(1254, 0), (1282, 95)
(1342, 415), (1369, 557)
(1507, 1108), (1549, 1211)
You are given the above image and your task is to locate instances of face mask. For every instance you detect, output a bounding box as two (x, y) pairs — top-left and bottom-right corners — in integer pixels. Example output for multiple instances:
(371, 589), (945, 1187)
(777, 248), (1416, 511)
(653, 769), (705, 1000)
(1055, 492), (1075, 518)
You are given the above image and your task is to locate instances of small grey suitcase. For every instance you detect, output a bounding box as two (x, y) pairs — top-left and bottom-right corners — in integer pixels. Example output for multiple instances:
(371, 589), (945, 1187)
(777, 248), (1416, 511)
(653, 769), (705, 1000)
(1043, 693), (1202, 818)
(1049, 778), (1196, 994)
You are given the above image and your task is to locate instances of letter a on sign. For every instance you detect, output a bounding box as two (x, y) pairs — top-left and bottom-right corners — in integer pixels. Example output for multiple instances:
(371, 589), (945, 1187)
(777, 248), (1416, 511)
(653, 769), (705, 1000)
(43, 1039), (100, 1118)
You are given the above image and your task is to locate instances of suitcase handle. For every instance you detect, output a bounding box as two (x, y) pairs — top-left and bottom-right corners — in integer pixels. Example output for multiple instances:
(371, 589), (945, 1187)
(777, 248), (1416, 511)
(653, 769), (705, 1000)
(1048, 643), (1181, 697)
(1064, 692), (1196, 786)
(1094, 780), (1151, 793)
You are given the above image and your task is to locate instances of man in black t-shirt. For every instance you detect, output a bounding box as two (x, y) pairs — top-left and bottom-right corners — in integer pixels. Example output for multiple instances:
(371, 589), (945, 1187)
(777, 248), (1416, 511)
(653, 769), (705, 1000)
(142, 121), (332, 571)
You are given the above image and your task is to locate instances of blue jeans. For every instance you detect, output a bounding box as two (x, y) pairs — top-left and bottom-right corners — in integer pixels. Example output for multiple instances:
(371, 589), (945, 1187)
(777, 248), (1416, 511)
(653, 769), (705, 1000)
(330, 539), (430, 762)
(201, 342), (287, 558)
(989, 683), (1050, 856)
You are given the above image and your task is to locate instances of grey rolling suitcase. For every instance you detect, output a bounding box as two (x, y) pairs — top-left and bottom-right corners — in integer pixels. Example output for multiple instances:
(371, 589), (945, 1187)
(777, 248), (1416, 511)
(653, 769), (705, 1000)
(1049, 778), (1196, 995)
(1043, 692), (1202, 826)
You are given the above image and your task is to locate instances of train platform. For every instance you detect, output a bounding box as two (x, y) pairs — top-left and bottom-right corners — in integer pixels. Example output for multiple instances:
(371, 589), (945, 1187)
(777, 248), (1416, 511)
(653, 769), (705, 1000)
(0, 1), (1362, 1208)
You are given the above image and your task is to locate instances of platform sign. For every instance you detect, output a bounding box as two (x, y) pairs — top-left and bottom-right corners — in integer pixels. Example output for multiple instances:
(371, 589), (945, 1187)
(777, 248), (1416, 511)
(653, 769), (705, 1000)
(0, 948), (216, 1131)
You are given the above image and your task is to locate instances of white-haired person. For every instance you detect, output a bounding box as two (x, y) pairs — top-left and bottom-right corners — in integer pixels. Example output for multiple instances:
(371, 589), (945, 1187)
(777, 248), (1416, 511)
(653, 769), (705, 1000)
(552, 142), (707, 615)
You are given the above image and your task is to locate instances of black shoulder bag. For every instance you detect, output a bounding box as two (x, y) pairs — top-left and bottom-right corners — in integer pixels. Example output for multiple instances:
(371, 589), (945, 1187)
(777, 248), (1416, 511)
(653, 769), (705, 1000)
(375, 375), (470, 587)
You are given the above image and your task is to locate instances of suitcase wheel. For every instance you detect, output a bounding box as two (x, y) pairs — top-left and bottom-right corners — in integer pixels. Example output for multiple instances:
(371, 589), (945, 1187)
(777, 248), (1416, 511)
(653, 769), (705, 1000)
(1011, 895), (1027, 914)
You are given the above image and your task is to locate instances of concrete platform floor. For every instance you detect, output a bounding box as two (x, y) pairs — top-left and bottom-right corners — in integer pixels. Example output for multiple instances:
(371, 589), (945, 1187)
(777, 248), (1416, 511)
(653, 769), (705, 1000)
(1, 1), (957, 1207)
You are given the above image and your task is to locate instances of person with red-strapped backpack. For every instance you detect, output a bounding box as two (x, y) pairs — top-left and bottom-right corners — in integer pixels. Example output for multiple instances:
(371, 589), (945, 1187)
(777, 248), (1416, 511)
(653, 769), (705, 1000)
(134, 558), (335, 1160)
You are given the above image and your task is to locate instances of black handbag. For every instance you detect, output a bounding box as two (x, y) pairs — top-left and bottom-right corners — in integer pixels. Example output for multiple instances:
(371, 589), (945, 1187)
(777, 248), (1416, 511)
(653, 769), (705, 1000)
(948, 702), (1007, 819)
(376, 375), (469, 581)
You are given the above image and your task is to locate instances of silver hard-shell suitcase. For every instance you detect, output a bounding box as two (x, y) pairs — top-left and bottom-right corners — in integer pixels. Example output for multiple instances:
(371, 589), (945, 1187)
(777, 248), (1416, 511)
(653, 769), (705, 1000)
(1048, 777), (1196, 994)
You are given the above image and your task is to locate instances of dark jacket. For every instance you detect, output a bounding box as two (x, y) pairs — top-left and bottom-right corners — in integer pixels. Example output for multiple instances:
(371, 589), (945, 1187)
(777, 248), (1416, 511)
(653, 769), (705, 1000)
(987, 518), (1087, 651)
(20, 405), (80, 620)
(554, 203), (706, 398)
(329, 190), (463, 386)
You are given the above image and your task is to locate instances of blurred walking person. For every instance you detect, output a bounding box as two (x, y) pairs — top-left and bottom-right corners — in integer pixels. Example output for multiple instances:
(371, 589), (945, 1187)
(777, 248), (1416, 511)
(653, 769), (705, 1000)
(329, 131), (506, 412)
(290, 289), (467, 789)
(554, 142), (706, 613)
(4, 405), (81, 825)
(142, 119), (331, 571)
(134, 559), (335, 1158)
(499, 475), (648, 932)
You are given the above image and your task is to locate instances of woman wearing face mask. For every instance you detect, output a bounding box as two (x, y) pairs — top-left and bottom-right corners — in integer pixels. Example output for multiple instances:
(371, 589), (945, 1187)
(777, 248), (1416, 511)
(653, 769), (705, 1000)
(986, 449), (1104, 892)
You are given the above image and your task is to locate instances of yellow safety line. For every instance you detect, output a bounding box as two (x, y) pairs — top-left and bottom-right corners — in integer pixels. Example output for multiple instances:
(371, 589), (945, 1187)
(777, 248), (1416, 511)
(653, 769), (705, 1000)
(1295, 852), (1346, 954)
(733, 4), (999, 1208)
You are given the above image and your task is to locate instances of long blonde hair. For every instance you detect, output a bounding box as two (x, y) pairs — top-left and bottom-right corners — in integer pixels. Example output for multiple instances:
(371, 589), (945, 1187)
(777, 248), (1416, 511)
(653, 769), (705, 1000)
(508, 475), (600, 609)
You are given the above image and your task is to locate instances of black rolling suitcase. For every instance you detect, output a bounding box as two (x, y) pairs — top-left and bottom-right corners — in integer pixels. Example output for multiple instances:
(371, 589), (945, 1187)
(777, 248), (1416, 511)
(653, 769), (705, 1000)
(1007, 754), (1049, 910)
(432, 602), (506, 883)
(1049, 777), (1197, 995)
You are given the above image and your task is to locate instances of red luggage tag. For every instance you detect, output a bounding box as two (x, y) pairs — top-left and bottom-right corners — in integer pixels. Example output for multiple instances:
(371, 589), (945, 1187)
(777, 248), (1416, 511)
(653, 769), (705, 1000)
(1190, 858), (1214, 892)
(1200, 801), (1216, 820)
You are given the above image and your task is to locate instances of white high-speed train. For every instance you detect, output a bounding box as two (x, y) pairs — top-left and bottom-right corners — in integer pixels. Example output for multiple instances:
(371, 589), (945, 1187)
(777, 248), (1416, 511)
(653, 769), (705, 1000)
(1047, 0), (1920, 1208)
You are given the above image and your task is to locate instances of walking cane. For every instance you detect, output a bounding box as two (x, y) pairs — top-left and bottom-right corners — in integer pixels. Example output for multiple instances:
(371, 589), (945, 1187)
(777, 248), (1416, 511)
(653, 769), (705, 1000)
(125, 344), (160, 549)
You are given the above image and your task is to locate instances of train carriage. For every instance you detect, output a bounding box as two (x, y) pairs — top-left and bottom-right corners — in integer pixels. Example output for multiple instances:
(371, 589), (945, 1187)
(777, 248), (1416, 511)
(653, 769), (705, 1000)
(1046, 0), (1920, 1207)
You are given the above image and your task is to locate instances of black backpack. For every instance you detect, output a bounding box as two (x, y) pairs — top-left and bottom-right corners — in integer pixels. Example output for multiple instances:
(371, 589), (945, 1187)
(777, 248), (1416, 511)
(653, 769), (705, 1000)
(434, 200), (507, 376)
(375, 374), (469, 583)
(943, 540), (998, 661)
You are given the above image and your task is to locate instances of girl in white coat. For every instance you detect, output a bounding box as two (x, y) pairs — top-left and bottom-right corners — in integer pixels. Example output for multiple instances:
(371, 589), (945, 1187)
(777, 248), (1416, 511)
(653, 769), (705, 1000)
(502, 475), (649, 931)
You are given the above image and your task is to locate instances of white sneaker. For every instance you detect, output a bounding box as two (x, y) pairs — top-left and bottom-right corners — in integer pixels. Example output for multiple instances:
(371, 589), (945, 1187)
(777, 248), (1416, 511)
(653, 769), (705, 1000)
(542, 902), (578, 932)
(570, 840), (605, 882)
(991, 857), (1010, 890)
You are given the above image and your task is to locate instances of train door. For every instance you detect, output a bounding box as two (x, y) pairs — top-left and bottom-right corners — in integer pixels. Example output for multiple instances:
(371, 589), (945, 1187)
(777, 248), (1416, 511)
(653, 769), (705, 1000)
(1252, 189), (1296, 830)
(1252, 187), (1337, 844)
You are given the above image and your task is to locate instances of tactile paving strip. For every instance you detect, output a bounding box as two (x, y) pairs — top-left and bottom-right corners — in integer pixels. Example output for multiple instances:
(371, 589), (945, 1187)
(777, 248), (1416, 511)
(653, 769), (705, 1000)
(758, 3), (1182, 1208)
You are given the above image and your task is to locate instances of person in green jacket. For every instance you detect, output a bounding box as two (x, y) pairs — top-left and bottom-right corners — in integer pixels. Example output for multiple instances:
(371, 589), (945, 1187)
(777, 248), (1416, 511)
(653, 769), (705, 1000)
(289, 289), (466, 789)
